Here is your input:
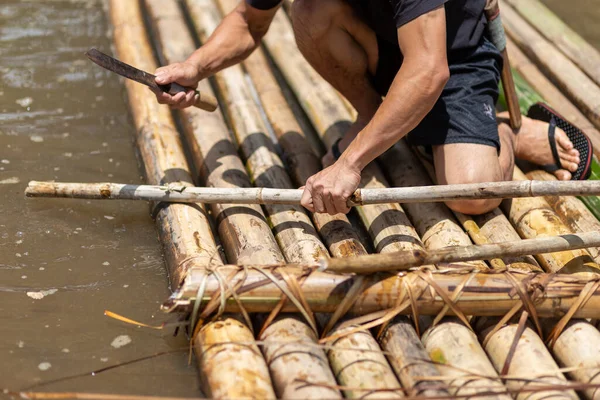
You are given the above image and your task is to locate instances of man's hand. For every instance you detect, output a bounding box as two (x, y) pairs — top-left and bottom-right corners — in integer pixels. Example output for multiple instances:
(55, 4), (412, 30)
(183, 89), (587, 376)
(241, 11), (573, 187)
(153, 62), (201, 109)
(301, 158), (361, 215)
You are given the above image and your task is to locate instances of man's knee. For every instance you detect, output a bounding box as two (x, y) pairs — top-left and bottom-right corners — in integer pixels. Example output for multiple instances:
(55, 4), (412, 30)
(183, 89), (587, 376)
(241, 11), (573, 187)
(445, 198), (501, 216)
(291, 0), (344, 39)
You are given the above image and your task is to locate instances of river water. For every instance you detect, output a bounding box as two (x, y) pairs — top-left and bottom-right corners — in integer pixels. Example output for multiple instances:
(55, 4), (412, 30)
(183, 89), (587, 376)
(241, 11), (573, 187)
(0, 0), (597, 397)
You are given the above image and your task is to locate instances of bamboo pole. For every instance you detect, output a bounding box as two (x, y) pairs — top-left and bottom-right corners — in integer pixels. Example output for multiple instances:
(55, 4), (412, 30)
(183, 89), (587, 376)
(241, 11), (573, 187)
(28, 178), (600, 205)
(379, 317), (448, 397)
(544, 320), (600, 400)
(421, 318), (510, 400)
(527, 170), (600, 263)
(168, 266), (600, 318)
(504, 0), (600, 88)
(500, 0), (600, 129)
(184, 1), (344, 398)
(325, 322), (404, 399)
(107, 0), (220, 291)
(506, 37), (600, 152)
(143, 1), (277, 398)
(505, 168), (600, 273)
(477, 320), (578, 400)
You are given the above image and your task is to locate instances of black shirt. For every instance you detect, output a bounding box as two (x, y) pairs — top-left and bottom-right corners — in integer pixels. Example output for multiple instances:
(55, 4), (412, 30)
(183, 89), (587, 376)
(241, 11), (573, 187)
(247, 0), (487, 54)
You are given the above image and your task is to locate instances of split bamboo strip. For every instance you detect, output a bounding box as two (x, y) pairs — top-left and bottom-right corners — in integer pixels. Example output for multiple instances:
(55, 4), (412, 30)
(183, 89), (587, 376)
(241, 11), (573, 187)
(527, 170), (600, 263)
(477, 320), (578, 400)
(143, 1), (277, 398)
(262, 9), (424, 256)
(184, 2), (342, 397)
(544, 320), (600, 400)
(506, 37), (600, 153)
(421, 318), (510, 400)
(108, 0), (220, 291)
(27, 180), (600, 205)
(379, 317), (448, 397)
(325, 322), (403, 399)
(505, 168), (600, 273)
(168, 267), (600, 319)
(504, 0), (600, 88)
(500, 1), (600, 129)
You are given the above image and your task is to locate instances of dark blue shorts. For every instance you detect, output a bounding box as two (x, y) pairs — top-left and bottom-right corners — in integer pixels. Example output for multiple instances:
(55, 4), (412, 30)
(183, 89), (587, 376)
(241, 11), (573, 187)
(371, 36), (503, 150)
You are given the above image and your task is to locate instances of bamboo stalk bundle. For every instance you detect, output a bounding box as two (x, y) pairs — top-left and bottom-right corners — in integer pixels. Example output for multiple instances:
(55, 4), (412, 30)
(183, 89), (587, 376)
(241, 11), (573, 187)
(144, 1), (278, 398)
(379, 143), (487, 271)
(421, 318), (510, 399)
(325, 322), (403, 399)
(107, 0), (220, 290)
(527, 170), (600, 263)
(477, 320), (578, 400)
(379, 317), (448, 397)
(184, 2), (348, 397)
(544, 320), (600, 400)
(504, 168), (600, 273)
(500, 1), (600, 129)
(506, 37), (600, 151)
(168, 266), (600, 318)
(261, 10), (424, 256)
(504, 0), (600, 88)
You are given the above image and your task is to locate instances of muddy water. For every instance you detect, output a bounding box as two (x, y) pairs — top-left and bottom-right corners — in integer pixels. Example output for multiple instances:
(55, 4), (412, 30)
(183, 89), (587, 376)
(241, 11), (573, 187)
(0, 0), (198, 396)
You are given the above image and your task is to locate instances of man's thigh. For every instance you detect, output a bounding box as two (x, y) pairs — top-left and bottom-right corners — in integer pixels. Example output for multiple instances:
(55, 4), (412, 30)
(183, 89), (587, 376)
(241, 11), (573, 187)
(432, 143), (502, 185)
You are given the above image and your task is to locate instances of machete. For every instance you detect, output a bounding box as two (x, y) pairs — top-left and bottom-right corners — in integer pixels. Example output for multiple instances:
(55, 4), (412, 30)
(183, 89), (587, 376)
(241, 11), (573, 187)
(85, 48), (217, 112)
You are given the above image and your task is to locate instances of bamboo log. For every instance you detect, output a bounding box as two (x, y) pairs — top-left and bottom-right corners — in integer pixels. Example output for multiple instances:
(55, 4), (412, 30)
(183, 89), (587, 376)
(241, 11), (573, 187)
(379, 317), (448, 397)
(28, 178), (600, 205)
(421, 318), (510, 399)
(500, 1), (600, 129)
(506, 37), (600, 152)
(544, 320), (600, 400)
(184, 2), (343, 398)
(167, 267), (600, 318)
(144, 1), (278, 398)
(108, 0), (220, 291)
(527, 170), (600, 263)
(478, 320), (578, 400)
(325, 322), (403, 399)
(379, 143), (487, 270)
(505, 168), (600, 273)
(504, 0), (600, 88)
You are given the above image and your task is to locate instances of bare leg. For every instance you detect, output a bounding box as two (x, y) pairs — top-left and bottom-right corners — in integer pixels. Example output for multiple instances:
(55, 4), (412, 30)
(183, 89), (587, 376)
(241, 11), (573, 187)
(291, 0), (382, 157)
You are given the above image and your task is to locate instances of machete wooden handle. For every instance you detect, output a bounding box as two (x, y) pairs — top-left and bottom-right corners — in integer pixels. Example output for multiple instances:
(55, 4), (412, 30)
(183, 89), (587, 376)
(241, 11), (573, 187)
(169, 82), (218, 112)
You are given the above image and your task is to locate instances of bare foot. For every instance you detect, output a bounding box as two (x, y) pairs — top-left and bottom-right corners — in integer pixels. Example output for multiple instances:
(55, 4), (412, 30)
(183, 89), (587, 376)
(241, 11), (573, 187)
(322, 115), (370, 167)
(501, 112), (580, 180)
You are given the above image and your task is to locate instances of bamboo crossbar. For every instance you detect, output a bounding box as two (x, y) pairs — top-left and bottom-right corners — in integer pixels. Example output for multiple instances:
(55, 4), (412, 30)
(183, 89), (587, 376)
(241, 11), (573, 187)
(165, 266), (600, 318)
(25, 180), (600, 206)
(322, 232), (600, 273)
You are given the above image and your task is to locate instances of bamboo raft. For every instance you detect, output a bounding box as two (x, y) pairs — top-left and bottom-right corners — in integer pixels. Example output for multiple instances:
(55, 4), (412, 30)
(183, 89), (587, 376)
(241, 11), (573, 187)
(57, 0), (600, 398)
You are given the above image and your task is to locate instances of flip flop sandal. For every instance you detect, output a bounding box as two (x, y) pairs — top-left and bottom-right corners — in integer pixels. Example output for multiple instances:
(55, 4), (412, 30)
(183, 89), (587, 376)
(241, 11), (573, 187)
(527, 102), (593, 180)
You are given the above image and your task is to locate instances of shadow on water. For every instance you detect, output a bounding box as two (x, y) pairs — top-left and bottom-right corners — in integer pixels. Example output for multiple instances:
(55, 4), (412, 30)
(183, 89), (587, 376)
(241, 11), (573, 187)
(0, 0), (198, 395)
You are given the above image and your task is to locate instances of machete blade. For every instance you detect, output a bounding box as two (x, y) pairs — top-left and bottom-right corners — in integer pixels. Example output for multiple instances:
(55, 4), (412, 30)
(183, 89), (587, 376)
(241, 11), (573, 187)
(85, 48), (162, 91)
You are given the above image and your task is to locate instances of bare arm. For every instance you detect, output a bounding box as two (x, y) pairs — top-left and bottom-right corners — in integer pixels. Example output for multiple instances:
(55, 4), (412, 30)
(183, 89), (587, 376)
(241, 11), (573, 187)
(301, 6), (450, 214)
(153, 1), (280, 108)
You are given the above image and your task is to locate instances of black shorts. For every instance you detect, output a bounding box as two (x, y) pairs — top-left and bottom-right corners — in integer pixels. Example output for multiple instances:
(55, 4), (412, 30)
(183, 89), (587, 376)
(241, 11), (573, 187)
(371, 36), (503, 150)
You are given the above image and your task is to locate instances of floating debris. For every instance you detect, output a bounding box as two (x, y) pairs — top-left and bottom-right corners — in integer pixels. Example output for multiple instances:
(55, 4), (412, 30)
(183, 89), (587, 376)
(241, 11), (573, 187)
(1, 159), (10, 164)
(30, 135), (44, 143)
(61, 348), (70, 353)
(104, 215), (114, 220)
(37, 362), (51, 371)
(110, 335), (131, 349)
(0, 177), (19, 184)
(102, 261), (110, 266)
(16, 97), (33, 108)
(17, 341), (25, 348)
(26, 289), (58, 300)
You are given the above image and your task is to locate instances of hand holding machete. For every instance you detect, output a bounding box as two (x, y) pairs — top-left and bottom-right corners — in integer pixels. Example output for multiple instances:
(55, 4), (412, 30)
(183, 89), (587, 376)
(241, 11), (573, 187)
(85, 48), (218, 112)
